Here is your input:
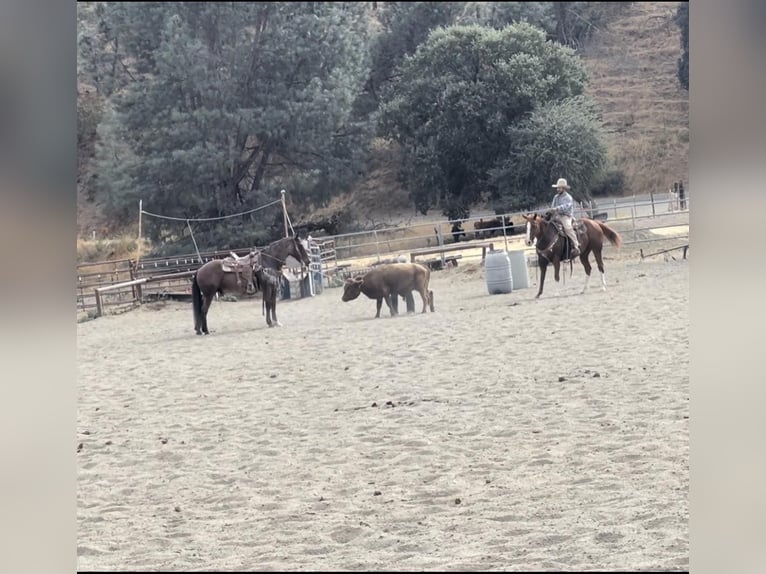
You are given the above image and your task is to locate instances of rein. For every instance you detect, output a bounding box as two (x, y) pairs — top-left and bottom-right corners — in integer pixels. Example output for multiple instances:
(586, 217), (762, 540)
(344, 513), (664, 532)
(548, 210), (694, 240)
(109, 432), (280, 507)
(534, 222), (561, 262)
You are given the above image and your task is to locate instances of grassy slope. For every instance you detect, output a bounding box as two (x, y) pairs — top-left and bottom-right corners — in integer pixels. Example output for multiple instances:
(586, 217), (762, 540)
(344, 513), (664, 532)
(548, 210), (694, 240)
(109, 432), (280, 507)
(579, 1), (688, 194)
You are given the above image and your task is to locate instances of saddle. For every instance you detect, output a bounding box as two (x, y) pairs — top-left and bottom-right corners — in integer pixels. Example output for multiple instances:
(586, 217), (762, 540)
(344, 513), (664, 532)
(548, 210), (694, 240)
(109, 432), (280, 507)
(549, 216), (585, 261)
(222, 252), (259, 292)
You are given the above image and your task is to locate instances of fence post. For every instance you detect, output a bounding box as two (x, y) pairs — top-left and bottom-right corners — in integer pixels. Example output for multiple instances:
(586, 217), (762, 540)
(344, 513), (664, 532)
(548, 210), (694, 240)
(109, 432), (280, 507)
(95, 288), (104, 318)
(435, 225), (445, 267)
(137, 199), (143, 269)
(373, 229), (381, 263)
(650, 190), (655, 217)
(613, 197), (618, 219)
(631, 208), (637, 241)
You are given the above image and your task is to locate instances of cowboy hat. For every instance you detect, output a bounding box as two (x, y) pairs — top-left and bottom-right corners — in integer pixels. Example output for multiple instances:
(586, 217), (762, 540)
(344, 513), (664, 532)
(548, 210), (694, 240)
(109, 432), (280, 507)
(552, 178), (570, 189)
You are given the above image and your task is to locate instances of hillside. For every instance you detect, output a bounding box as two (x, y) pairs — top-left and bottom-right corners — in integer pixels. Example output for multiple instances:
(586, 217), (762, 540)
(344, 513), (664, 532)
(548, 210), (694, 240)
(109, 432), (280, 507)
(77, 2), (688, 242)
(579, 1), (688, 194)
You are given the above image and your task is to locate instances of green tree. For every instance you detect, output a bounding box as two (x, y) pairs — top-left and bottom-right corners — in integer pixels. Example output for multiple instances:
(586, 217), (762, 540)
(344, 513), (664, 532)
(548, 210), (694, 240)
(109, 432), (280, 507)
(675, 2), (689, 91)
(358, 2), (464, 117)
(379, 22), (590, 218)
(488, 96), (608, 211)
(92, 2), (373, 250)
(459, 2), (556, 37)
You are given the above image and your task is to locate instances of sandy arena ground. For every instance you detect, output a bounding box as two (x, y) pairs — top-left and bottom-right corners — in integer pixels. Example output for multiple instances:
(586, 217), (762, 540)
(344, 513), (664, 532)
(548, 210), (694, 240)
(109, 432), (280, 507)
(77, 253), (689, 571)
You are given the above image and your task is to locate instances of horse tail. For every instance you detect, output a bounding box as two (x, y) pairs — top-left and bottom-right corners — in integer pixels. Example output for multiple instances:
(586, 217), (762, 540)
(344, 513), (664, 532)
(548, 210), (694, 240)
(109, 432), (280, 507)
(597, 221), (623, 248)
(192, 274), (203, 326)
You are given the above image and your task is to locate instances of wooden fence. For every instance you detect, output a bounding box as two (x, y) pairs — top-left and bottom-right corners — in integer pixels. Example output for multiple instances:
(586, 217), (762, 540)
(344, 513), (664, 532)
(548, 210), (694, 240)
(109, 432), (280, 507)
(78, 192), (689, 316)
(77, 247), (257, 316)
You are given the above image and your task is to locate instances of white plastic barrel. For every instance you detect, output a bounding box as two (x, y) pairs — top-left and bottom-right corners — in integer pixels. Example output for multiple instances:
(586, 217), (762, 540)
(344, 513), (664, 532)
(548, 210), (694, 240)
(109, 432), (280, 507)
(485, 249), (513, 294)
(507, 249), (530, 290)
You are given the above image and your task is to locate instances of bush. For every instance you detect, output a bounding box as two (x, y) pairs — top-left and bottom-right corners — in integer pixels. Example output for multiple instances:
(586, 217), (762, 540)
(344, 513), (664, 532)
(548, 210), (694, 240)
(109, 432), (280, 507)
(588, 169), (626, 197)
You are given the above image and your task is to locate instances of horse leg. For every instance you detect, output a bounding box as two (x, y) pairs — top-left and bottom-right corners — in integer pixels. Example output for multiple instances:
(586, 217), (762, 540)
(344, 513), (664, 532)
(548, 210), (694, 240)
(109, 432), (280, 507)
(553, 260), (563, 297)
(192, 276), (203, 335)
(271, 292), (281, 327)
(200, 292), (213, 334)
(262, 289), (272, 327)
(580, 250), (593, 294)
(267, 297), (275, 327)
(593, 248), (607, 291)
(536, 261), (547, 298)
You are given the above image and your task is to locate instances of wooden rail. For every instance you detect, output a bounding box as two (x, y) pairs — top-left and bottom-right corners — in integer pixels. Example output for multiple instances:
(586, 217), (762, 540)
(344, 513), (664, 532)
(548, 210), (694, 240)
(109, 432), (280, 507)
(94, 279), (148, 318)
(410, 242), (494, 263)
(93, 270), (199, 317)
(640, 244), (689, 260)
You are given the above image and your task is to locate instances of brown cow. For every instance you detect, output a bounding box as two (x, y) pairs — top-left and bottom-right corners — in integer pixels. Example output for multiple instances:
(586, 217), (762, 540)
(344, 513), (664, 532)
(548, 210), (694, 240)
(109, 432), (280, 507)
(341, 263), (435, 318)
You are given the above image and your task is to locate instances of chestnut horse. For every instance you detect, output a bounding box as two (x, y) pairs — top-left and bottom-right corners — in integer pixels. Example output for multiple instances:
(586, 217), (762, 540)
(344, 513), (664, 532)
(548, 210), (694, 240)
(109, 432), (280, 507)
(522, 212), (623, 298)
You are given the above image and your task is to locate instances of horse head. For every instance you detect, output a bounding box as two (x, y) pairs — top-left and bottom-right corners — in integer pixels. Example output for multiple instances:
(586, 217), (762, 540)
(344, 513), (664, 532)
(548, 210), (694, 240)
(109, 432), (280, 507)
(261, 235), (311, 270)
(289, 233), (312, 267)
(522, 213), (542, 247)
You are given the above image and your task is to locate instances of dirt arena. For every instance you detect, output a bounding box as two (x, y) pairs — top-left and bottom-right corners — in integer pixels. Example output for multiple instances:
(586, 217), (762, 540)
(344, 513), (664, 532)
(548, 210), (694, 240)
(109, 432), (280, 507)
(77, 253), (689, 571)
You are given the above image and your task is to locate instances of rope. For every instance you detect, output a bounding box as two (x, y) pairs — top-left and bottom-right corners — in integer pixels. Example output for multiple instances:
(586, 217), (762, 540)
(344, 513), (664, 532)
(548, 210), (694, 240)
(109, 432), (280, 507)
(141, 198), (282, 222)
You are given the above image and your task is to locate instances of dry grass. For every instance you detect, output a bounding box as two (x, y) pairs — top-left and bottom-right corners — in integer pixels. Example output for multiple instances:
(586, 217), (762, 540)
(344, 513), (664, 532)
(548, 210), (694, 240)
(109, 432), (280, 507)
(77, 234), (151, 264)
(580, 1), (688, 195)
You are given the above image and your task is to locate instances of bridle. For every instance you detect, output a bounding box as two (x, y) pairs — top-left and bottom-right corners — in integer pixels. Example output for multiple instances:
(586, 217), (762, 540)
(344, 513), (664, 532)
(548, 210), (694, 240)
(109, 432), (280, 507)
(259, 238), (311, 270)
(529, 217), (560, 262)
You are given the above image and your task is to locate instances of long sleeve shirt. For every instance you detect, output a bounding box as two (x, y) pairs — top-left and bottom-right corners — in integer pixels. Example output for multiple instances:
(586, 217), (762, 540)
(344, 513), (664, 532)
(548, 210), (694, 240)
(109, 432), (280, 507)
(551, 191), (575, 218)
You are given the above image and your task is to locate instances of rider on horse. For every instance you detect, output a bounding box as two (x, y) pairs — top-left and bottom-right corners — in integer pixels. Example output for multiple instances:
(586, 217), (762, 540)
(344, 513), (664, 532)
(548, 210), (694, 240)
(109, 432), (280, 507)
(550, 178), (580, 258)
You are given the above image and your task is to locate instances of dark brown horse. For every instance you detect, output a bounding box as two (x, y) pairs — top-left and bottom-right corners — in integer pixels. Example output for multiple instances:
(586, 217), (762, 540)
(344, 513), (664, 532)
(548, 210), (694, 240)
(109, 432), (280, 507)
(192, 251), (259, 335)
(254, 234), (311, 327)
(522, 212), (623, 298)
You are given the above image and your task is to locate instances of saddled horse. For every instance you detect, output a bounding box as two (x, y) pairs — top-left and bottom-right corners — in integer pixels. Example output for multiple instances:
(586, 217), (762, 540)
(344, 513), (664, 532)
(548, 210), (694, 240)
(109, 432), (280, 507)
(192, 251), (259, 335)
(522, 212), (623, 298)
(254, 234), (311, 328)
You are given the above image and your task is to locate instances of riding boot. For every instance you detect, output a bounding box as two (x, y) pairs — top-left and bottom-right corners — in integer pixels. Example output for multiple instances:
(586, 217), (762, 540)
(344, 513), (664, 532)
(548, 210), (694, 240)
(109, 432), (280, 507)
(567, 234), (580, 258)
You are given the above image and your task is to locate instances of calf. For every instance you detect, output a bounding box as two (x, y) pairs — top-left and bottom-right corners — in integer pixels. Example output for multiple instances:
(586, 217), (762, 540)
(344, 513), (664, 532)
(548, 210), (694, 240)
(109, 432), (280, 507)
(341, 263), (435, 318)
